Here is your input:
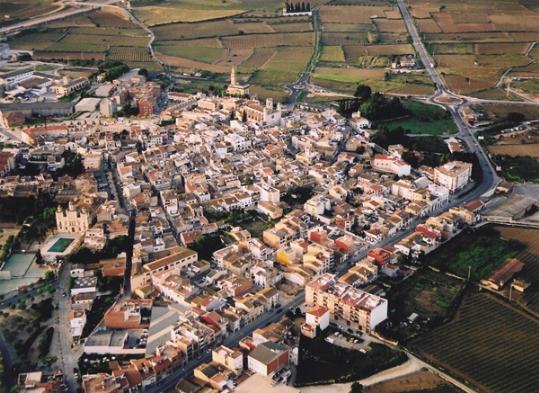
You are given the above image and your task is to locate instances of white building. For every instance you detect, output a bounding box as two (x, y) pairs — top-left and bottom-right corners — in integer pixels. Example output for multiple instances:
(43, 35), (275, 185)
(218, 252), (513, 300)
(372, 154), (411, 177)
(434, 161), (472, 192)
(56, 201), (94, 234)
(305, 273), (388, 333)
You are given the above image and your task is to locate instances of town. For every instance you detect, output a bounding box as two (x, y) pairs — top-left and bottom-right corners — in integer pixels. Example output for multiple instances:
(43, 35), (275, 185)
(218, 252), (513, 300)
(0, 1), (539, 393)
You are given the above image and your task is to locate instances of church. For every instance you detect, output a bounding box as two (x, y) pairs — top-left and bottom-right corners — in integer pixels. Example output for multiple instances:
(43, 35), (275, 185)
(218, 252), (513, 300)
(226, 67), (250, 97)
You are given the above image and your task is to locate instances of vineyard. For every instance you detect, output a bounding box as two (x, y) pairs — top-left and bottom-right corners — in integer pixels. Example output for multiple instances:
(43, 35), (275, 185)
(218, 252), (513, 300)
(411, 292), (539, 393)
(107, 47), (153, 63)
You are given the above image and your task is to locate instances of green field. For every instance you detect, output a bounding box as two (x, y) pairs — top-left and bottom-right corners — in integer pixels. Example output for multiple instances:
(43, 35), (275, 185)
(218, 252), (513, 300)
(8, 10), (157, 69)
(422, 226), (525, 281)
(383, 100), (457, 135)
(320, 45), (346, 63)
(250, 46), (312, 86)
(155, 45), (224, 63)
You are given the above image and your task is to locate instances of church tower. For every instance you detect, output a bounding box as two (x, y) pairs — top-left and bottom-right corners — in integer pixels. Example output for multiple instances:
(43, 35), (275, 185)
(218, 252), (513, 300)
(230, 66), (237, 86)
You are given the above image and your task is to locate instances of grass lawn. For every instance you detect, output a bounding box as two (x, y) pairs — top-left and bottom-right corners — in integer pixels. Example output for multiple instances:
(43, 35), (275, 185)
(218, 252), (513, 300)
(383, 100), (457, 135)
(422, 226), (525, 281)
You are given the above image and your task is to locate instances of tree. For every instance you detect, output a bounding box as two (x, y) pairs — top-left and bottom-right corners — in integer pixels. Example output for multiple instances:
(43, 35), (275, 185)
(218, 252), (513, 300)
(350, 382), (364, 393)
(138, 68), (148, 78)
(359, 93), (406, 122)
(354, 84), (372, 101)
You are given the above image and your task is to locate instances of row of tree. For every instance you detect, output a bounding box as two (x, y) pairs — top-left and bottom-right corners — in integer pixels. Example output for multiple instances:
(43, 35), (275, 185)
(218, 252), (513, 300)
(285, 2), (311, 13)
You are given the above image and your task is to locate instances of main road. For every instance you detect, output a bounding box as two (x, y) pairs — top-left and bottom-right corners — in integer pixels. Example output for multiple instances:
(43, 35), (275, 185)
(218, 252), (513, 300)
(397, 0), (500, 198)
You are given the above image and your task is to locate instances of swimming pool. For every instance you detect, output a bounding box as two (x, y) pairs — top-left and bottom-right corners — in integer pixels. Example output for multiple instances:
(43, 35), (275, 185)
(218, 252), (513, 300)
(48, 237), (75, 253)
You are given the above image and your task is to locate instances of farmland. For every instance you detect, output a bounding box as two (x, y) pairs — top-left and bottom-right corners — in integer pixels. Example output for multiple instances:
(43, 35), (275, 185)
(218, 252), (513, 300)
(7, 9), (158, 70)
(408, 0), (539, 98)
(366, 370), (461, 393)
(382, 269), (464, 342)
(148, 3), (316, 100)
(310, 2), (434, 96)
(312, 68), (433, 96)
(0, 0), (58, 28)
(421, 225), (525, 281)
(410, 292), (539, 393)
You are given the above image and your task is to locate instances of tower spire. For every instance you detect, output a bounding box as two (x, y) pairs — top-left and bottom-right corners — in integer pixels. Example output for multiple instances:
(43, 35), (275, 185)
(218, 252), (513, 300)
(231, 66), (237, 86)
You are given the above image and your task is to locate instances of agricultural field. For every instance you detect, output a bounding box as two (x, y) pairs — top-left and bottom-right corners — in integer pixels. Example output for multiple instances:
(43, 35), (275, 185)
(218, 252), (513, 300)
(311, 2), (436, 96)
(366, 370), (462, 393)
(493, 227), (539, 314)
(382, 100), (457, 135)
(383, 269), (464, 342)
(7, 10), (158, 69)
(132, 0), (327, 24)
(421, 225), (525, 281)
(0, 0), (58, 28)
(488, 143), (539, 158)
(409, 0), (539, 97)
(148, 3), (316, 100)
(410, 291), (539, 393)
(312, 67), (433, 96)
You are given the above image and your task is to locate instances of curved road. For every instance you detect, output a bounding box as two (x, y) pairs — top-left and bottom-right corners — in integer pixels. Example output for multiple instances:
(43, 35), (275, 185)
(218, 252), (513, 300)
(397, 0), (500, 198)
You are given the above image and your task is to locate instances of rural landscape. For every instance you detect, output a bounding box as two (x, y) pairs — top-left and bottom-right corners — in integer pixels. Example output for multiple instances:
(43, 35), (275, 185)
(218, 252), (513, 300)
(0, 1), (538, 393)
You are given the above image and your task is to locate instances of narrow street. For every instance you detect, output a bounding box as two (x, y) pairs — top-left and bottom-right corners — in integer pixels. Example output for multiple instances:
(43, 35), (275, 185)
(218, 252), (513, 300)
(52, 264), (82, 392)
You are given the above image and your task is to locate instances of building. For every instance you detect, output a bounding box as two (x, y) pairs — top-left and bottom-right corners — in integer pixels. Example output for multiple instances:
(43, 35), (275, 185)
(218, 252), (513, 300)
(75, 98), (101, 112)
(0, 151), (15, 176)
(100, 98), (117, 117)
(372, 154), (411, 177)
(241, 98), (282, 126)
(302, 305), (330, 338)
(480, 258), (525, 291)
(433, 161), (472, 192)
(212, 345), (244, 374)
(248, 341), (289, 377)
(56, 200), (94, 234)
(305, 273), (387, 333)
(226, 67), (250, 97)
(17, 370), (68, 393)
(52, 76), (89, 98)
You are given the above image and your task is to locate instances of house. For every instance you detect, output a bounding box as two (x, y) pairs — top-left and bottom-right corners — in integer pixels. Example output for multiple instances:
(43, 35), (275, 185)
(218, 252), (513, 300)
(372, 154), (411, 177)
(480, 258), (524, 291)
(248, 342), (289, 377)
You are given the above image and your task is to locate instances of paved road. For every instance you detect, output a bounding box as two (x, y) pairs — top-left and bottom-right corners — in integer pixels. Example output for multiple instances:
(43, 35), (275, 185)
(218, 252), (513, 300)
(53, 264), (82, 392)
(397, 0), (499, 199)
(287, 9), (321, 106)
